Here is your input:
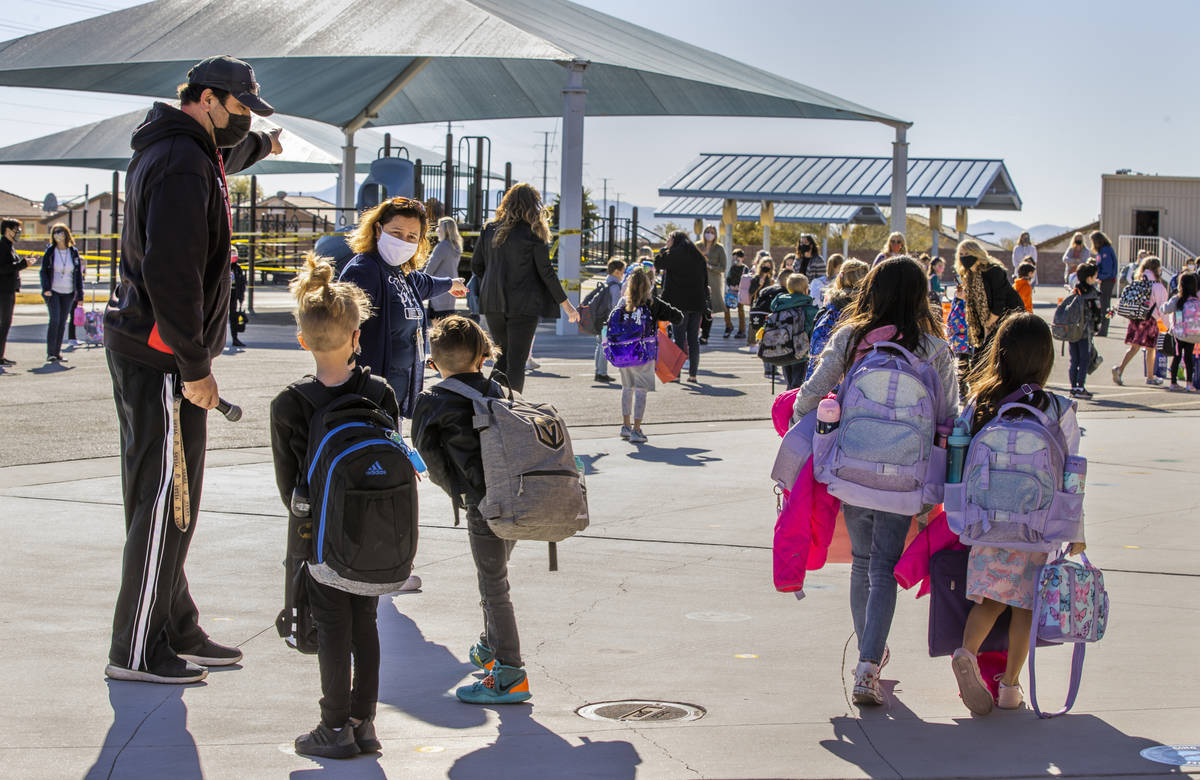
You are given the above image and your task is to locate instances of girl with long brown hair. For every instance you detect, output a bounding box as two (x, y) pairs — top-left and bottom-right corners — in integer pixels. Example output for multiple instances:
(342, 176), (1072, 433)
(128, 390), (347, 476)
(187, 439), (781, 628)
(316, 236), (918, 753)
(472, 183), (578, 393)
(954, 239), (1023, 362)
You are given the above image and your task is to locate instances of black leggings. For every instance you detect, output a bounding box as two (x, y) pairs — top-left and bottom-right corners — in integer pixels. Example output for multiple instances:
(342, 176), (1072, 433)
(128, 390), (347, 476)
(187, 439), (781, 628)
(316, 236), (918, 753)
(673, 311), (703, 378)
(484, 312), (540, 393)
(0, 288), (14, 359)
(306, 576), (379, 728)
(1170, 344), (1195, 386)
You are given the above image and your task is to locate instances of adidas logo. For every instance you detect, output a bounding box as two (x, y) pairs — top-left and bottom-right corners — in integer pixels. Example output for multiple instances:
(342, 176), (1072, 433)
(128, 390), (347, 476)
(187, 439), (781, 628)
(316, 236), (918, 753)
(365, 461), (387, 477)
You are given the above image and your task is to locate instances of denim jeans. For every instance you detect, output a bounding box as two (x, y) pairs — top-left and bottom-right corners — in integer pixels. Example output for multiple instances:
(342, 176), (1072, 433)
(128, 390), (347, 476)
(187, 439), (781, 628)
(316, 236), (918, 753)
(782, 360), (807, 390)
(45, 291), (74, 358)
(1068, 338), (1090, 389)
(672, 311), (702, 378)
(594, 331), (608, 375)
(843, 504), (911, 664)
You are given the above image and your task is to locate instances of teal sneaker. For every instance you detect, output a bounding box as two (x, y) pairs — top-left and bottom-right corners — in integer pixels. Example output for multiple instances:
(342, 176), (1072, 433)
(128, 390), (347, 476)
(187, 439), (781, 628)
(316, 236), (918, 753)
(455, 663), (531, 704)
(469, 642), (495, 671)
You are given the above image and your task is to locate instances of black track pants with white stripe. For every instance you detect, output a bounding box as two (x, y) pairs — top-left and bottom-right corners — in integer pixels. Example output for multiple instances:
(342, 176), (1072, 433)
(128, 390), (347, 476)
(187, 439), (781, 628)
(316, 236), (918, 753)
(106, 350), (208, 671)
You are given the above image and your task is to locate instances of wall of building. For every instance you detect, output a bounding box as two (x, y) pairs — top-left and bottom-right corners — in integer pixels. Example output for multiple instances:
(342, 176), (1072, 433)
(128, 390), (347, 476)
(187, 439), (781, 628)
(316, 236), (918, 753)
(1101, 175), (1200, 256)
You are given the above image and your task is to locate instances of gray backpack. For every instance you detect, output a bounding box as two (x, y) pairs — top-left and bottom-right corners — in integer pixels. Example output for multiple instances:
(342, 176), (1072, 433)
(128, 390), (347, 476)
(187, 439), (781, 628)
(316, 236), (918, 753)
(1051, 293), (1087, 342)
(438, 378), (589, 542)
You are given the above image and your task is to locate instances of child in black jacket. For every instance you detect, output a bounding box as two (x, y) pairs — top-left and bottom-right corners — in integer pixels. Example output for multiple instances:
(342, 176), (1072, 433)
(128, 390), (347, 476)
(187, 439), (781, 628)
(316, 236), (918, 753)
(269, 256), (404, 759)
(412, 316), (532, 705)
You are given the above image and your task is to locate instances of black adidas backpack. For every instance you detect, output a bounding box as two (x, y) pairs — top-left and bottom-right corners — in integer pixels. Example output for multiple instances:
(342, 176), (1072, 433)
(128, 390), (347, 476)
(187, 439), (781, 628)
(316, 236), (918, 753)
(295, 370), (419, 585)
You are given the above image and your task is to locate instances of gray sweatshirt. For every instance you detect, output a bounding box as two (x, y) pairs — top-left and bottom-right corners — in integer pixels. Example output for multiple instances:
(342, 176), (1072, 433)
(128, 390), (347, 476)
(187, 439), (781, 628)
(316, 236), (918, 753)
(791, 327), (960, 425)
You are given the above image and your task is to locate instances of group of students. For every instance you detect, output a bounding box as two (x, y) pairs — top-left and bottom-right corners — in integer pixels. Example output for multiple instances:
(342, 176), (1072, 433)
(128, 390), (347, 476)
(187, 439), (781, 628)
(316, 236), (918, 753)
(783, 255), (1088, 713)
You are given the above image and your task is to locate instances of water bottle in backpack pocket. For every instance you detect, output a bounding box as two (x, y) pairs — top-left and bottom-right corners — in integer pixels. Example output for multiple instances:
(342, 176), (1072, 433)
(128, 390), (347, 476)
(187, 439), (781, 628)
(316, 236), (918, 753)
(812, 340), (949, 515)
(945, 390), (1084, 552)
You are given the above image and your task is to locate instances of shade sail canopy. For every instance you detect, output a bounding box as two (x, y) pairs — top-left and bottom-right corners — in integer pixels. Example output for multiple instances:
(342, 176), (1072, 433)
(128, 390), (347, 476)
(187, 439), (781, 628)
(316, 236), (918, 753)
(655, 197), (885, 225)
(660, 154), (1021, 210)
(0, 0), (902, 129)
(0, 110), (441, 175)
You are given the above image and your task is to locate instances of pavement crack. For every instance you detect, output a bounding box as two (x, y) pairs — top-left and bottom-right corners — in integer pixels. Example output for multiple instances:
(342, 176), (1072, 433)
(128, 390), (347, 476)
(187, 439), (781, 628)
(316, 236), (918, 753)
(632, 726), (701, 777)
(103, 691), (174, 780)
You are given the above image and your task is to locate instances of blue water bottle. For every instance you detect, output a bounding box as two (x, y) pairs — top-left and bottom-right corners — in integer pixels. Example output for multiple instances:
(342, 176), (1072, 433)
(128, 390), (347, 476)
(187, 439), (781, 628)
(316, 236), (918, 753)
(946, 419), (972, 484)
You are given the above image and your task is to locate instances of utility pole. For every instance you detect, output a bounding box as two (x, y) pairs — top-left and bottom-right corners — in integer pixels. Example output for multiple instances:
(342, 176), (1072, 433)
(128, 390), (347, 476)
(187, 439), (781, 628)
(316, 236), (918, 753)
(538, 130), (554, 197)
(600, 177), (611, 216)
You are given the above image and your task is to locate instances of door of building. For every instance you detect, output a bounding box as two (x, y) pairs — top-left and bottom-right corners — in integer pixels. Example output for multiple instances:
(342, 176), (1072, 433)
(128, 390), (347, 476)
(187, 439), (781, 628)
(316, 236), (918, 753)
(1133, 209), (1160, 236)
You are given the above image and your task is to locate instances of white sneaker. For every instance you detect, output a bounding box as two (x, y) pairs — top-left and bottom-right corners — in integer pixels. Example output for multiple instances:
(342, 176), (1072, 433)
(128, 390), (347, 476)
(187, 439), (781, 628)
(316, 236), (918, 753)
(1146, 376), (1163, 385)
(526, 357), (540, 370)
(68, 338), (80, 347)
(619, 425), (632, 440)
(396, 574), (422, 593)
(997, 679), (1024, 710)
(852, 661), (884, 705)
(951, 648), (994, 715)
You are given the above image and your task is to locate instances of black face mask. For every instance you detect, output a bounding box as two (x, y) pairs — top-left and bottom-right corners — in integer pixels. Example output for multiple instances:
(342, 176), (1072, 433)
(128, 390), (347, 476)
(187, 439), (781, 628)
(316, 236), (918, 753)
(211, 102), (252, 148)
(960, 255), (977, 270)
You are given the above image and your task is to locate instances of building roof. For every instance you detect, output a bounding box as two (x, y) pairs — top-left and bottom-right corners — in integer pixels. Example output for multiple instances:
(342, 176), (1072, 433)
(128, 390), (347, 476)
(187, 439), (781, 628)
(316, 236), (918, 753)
(0, 188), (48, 220)
(0, 0), (903, 129)
(906, 213), (1005, 252)
(1036, 221), (1100, 252)
(659, 154), (1021, 210)
(654, 197), (885, 225)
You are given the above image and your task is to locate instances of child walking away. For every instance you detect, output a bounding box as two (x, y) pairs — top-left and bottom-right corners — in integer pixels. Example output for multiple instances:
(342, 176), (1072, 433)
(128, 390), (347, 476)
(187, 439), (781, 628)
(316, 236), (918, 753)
(948, 313), (1086, 714)
(270, 256), (420, 759)
(1164, 271), (1200, 391)
(763, 273), (818, 390)
(947, 285), (972, 398)
(753, 268), (792, 378)
(793, 257), (959, 706)
(605, 266), (683, 442)
(805, 259), (869, 382)
(1112, 255), (1169, 386)
(584, 258), (625, 383)
(1054, 262), (1104, 399)
(1013, 263), (1036, 313)
(414, 316), (588, 704)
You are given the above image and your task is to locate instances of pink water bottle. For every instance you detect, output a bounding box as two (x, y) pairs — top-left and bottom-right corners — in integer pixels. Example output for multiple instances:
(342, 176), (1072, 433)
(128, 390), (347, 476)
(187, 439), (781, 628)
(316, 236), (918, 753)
(816, 397), (841, 434)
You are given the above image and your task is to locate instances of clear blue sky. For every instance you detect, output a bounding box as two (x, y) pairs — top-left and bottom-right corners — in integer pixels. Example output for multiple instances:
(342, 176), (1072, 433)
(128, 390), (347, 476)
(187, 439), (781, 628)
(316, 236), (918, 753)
(1, 0), (1198, 231)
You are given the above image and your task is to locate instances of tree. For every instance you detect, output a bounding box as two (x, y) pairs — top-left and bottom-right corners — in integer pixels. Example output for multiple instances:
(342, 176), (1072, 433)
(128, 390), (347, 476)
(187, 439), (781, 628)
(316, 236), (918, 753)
(227, 176), (252, 206)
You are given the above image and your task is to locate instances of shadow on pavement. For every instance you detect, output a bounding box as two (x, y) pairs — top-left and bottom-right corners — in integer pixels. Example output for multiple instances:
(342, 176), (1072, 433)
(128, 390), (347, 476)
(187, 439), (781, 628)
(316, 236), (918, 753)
(576, 452), (608, 476)
(679, 384), (746, 397)
(289, 753), (387, 779)
(85, 681), (203, 780)
(448, 705), (641, 779)
(626, 443), (721, 467)
(822, 692), (1181, 778)
(376, 600), (488, 730)
(29, 361), (74, 374)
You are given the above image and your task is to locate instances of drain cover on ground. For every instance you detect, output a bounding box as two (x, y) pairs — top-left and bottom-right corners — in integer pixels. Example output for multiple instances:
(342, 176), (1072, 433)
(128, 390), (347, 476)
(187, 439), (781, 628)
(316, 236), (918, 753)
(577, 700), (705, 723)
(1141, 745), (1200, 766)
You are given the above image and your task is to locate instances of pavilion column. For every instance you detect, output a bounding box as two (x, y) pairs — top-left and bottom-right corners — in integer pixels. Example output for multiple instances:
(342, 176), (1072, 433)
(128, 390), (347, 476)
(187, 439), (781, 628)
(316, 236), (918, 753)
(842, 226), (849, 259)
(820, 223), (829, 259)
(760, 201), (774, 252)
(929, 205), (942, 262)
(889, 124), (909, 237)
(339, 131), (356, 223)
(557, 59), (588, 336)
(721, 198), (736, 263)
(955, 206), (968, 247)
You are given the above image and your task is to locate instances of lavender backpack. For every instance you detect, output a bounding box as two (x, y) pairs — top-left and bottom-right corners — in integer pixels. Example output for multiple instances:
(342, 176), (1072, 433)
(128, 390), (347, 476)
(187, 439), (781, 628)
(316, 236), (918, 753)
(602, 301), (657, 368)
(1027, 551), (1109, 718)
(945, 389), (1084, 552)
(811, 340), (950, 515)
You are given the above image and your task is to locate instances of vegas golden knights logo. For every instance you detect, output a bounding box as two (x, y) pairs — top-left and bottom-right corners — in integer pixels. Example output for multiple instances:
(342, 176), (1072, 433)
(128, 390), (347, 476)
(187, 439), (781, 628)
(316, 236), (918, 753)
(509, 407), (566, 450)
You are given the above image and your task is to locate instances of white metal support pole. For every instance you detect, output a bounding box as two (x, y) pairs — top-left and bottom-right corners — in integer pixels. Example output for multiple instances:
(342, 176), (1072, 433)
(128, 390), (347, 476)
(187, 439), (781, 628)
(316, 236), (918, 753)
(721, 198), (736, 266)
(890, 124), (909, 237)
(842, 227), (849, 259)
(820, 223), (829, 260)
(557, 59), (588, 336)
(339, 131), (356, 221)
(930, 205), (942, 263)
(761, 201), (774, 253)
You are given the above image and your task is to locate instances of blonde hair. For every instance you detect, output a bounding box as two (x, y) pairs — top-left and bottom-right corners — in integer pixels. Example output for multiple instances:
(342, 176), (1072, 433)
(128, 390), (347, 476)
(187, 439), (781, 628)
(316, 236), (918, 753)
(834, 259), (869, 293)
(786, 274), (809, 294)
(825, 253), (845, 279)
(625, 266), (652, 312)
(429, 314), (497, 372)
(436, 216), (462, 252)
(954, 239), (1001, 276)
(1135, 255), (1162, 282)
(883, 232), (906, 255)
(348, 197), (430, 273)
(290, 254), (372, 352)
(492, 182), (550, 246)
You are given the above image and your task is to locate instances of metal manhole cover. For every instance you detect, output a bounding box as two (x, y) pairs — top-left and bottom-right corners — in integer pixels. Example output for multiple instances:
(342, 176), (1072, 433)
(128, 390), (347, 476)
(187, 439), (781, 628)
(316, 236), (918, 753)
(577, 700), (705, 723)
(1141, 745), (1200, 766)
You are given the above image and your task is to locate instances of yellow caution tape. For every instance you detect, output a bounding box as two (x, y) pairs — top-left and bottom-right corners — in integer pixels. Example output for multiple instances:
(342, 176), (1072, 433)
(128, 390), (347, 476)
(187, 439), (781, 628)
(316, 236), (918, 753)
(558, 229), (582, 236)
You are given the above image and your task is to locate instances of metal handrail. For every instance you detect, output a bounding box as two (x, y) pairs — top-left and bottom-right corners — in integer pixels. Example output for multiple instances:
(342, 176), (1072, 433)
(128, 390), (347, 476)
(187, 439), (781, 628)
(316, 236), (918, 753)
(1117, 234), (1194, 272)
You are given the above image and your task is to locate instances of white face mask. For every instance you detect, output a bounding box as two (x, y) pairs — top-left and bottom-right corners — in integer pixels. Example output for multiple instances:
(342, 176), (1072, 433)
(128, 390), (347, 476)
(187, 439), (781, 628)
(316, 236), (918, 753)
(377, 230), (418, 267)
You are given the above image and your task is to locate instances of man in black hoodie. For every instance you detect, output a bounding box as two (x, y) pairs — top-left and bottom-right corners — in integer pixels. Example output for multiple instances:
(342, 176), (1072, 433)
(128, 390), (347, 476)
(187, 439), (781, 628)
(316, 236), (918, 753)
(104, 56), (281, 684)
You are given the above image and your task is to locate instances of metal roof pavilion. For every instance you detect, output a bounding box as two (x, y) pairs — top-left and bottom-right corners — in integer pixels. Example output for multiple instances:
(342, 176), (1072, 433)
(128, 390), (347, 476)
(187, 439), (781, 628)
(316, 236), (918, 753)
(0, 0), (911, 331)
(659, 154), (1021, 210)
(655, 198), (884, 226)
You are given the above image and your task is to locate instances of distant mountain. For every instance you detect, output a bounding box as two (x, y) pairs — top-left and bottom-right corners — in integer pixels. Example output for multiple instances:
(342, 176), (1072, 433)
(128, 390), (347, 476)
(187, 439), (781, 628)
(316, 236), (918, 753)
(967, 220), (1070, 245)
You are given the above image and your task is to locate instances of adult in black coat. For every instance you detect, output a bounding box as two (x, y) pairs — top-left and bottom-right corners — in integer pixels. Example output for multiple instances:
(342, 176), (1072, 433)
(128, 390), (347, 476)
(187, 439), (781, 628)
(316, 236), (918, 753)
(0, 219), (29, 366)
(654, 230), (710, 382)
(472, 183), (578, 393)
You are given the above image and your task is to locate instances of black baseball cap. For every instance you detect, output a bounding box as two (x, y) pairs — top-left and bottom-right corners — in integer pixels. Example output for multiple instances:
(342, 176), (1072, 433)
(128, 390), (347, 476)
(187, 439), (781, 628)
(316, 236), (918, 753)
(186, 55), (274, 116)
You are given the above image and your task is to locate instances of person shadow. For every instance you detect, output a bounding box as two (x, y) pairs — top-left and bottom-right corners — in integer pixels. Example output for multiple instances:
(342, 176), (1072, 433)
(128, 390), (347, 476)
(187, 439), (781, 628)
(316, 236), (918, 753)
(821, 689), (1183, 777)
(448, 705), (641, 779)
(626, 444), (721, 467)
(84, 680), (204, 780)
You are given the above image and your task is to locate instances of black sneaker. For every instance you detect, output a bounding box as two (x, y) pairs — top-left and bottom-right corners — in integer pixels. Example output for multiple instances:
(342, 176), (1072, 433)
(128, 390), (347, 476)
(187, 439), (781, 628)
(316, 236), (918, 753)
(178, 637), (243, 667)
(232, 338), (246, 347)
(47, 355), (60, 363)
(699, 337), (709, 345)
(593, 373), (614, 383)
(295, 722), (360, 759)
(353, 717), (381, 753)
(0, 358), (14, 366)
(105, 657), (207, 685)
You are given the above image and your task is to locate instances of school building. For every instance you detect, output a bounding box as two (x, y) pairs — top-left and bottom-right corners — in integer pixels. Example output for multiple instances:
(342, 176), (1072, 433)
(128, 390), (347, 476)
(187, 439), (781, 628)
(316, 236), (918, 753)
(1101, 173), (1200, 270)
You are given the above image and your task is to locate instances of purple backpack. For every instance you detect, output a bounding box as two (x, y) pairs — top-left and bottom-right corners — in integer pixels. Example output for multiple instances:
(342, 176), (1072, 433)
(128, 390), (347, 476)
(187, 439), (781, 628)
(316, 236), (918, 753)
(812, 340), (950, 515)
(945, 390), (1084, 552)
(602, 301), (657, 368)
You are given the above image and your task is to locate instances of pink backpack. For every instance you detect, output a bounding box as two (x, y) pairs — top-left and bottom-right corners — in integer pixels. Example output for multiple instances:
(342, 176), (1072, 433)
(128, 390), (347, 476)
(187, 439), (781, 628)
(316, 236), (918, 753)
(1171, 297), (1200, 341)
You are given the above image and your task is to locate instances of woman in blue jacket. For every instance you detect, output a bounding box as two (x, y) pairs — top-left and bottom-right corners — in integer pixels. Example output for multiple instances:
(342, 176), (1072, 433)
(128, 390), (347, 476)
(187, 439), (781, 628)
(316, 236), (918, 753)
(39, 223), (84, 363)
(339, 198), (466, 418)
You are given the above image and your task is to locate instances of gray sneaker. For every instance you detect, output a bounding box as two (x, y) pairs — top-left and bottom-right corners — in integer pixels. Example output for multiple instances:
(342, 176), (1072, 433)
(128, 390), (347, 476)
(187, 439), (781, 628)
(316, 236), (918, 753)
(619, 425), (632, 440)
(629, 429), (647, 443)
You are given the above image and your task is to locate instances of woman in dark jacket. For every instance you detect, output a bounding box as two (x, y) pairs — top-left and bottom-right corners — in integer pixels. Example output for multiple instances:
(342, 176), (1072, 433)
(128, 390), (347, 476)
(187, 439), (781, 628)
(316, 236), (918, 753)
(954, 239), (1024, 365)
(339, 197), (466, 418)
(0, 218), (29, 366)
(39, 223), (85, 362)
(654, 230), (710, 382)
(472, 183), (578, 393)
